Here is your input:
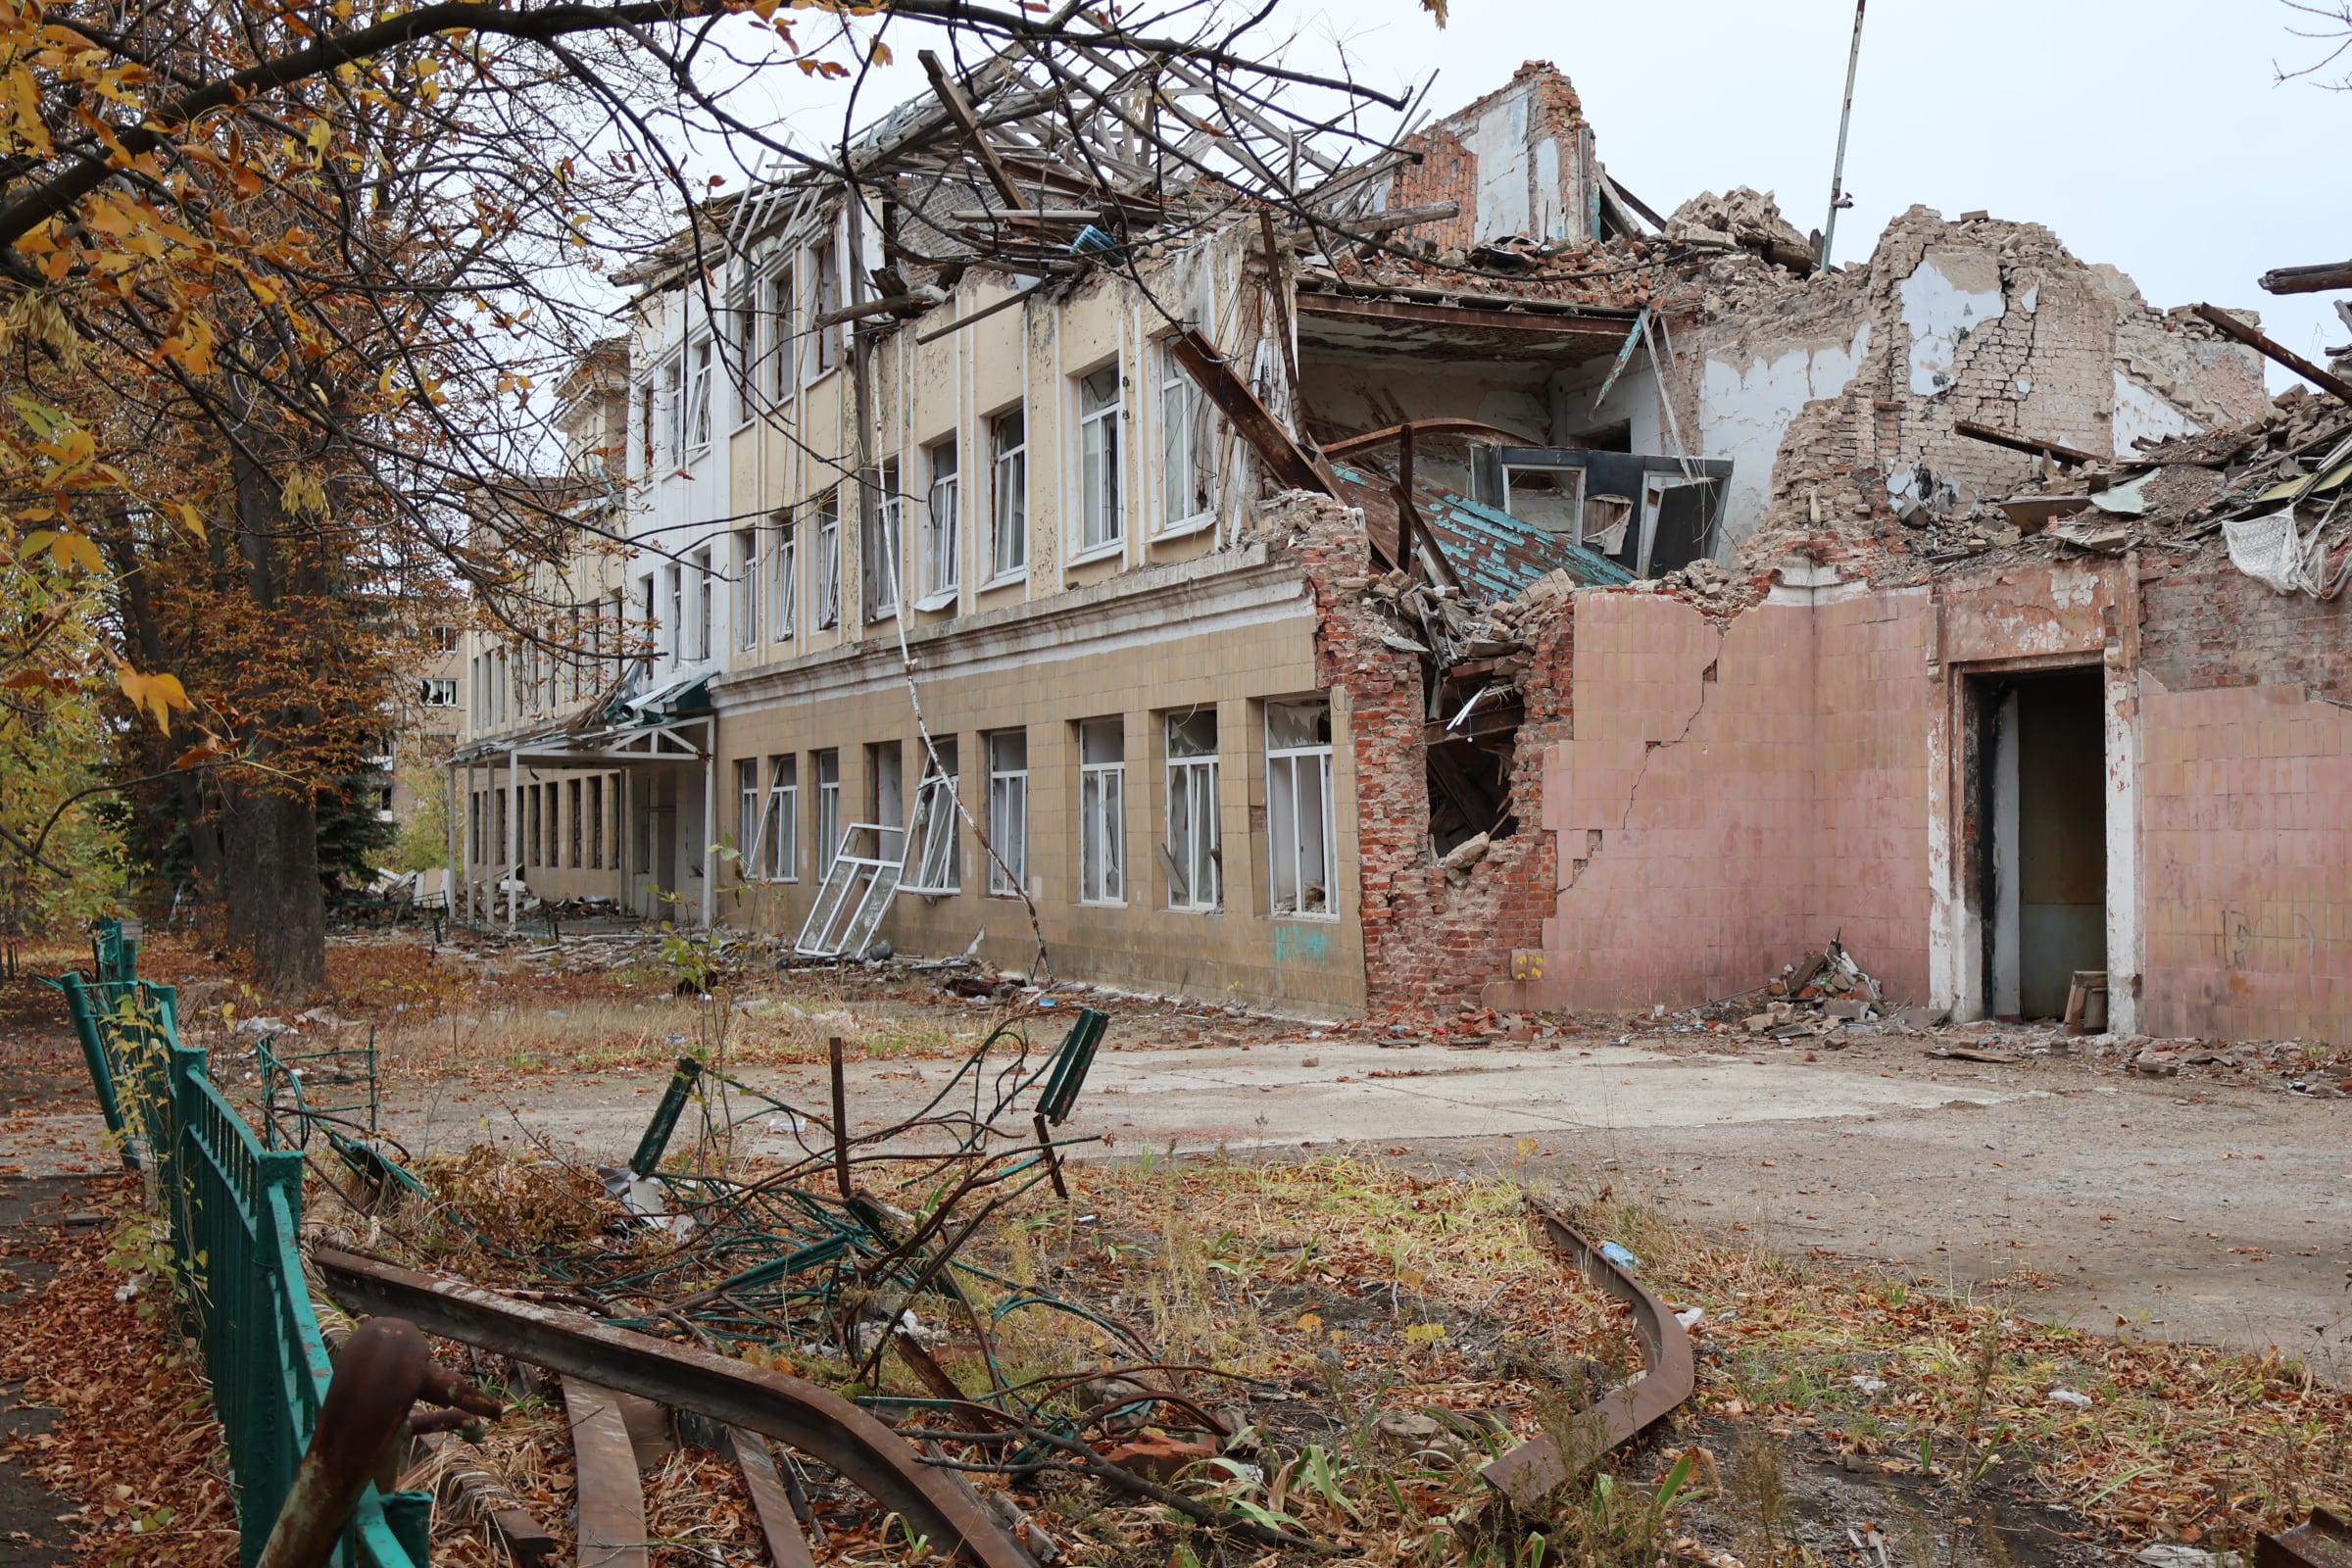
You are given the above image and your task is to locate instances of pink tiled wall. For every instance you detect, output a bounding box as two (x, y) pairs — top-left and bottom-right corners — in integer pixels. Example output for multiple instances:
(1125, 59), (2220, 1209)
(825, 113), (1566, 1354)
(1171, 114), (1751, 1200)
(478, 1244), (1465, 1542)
(2138, 676), (2352, 1043)
(1516, 590), (1934, 1011)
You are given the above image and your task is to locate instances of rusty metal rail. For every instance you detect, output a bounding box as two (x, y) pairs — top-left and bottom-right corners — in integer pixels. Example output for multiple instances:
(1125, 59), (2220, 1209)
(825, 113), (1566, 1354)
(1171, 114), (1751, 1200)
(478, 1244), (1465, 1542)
(256, 1317), (503, 1568)
(314, 1247), (1040, 1568)
(1479, 1203), (1695, 1508)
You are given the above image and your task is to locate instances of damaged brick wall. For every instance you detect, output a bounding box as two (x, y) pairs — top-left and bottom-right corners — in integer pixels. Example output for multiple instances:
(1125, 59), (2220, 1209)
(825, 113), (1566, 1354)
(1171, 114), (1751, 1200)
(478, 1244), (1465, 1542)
(1381, 61), (1592, 253)
(1673, 206), (2268, 567)
(2136, 565), (2352, 1043)
(1268, 492), (1561, 1012)
(1490, 586), (1933, 1013)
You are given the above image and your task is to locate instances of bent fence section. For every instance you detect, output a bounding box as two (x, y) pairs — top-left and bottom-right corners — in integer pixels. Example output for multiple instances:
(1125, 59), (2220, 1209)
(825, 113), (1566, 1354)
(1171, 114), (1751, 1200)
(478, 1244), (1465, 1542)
(61, 920), (426, 1568)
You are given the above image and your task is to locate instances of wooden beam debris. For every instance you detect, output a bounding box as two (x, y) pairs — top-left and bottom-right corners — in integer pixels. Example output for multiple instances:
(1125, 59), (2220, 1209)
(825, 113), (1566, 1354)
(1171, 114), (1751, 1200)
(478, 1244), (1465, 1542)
(1952, 418), (2103, 468)
(2259, 260), (2352, 297)
(2192, 303), (2352, 405)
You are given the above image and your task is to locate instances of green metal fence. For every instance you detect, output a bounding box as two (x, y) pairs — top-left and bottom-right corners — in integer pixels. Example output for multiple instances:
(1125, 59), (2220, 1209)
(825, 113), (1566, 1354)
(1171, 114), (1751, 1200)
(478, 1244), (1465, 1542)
(63, 920), (428, 1568)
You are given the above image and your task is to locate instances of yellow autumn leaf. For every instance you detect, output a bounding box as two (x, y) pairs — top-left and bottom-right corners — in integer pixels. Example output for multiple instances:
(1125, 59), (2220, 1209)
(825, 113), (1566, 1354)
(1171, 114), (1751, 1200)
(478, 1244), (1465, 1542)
(49, 531), (103, 573)
(118, 667), (190, 732)
(170, 501), (207, 541)
(160, 310), (216, 374)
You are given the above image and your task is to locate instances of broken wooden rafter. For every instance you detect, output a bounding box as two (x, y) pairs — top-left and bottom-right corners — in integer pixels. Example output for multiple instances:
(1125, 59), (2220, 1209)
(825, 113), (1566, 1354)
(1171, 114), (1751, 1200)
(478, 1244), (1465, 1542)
(2258, 260), (2352, 297)
(917, 50), (1030, 215)
(2193, 302), (2352, 405)
(1295, 291), (1641, 340)
(1952, 418), (2102, 469)
(1323, 417), (1540, 460)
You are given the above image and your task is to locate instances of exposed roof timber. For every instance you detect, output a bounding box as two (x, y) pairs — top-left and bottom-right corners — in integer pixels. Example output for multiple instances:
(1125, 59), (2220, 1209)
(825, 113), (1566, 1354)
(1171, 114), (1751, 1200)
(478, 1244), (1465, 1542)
(1324, 417), (1543, 458)
(1297, 291), (1643, 339)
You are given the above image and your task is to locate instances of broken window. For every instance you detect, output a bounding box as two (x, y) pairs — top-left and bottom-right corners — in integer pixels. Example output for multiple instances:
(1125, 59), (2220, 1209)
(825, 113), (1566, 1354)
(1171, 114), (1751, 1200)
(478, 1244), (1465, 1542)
(737, 759), (760, 876)
(868, 740), (904, 861)
(863, 461), (902, 622)
(692, 547), (713, 661)
(568, 779), (583, 868)
(904, 739), (961, 895)
(986, 730), (1028, 897)
(734, 529), (759, 650)
(1265, 700), (1336, 917)
(1078, 718), (1125, 905)
(686, 337), (713, 453)
(990, 408), (1027, 580)
(766, 264), (796, 401)
(527, 785), (543, 868)
(1164, 709), (1219, 911)
(764, 757), (798, 882)
(811, 239), (840, 373)
(731, 282), (758, 420)
(769, 508), (797, 640)
(587, 776), (604, 869)
(664, 564), (682, 666)
(1159, 346), (1214, 531)
(813, 493), (841, 629)
(1500, 463), (1586, 534)
(1078, 365), (1122, 554)
(920, 438), (959, 611)
(814, 750), (842, 875)
(661, 354), (684, 464)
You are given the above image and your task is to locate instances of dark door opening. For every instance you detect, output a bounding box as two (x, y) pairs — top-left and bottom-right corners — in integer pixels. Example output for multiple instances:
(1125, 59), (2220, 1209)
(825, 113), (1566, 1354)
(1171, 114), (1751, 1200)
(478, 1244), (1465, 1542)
(1975, 667), (2107, 1019)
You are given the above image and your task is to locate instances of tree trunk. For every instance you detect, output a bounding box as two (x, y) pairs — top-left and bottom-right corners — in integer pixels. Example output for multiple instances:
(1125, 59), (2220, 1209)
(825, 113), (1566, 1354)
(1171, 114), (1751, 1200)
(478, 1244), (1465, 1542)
(220, 776), (327, 1000)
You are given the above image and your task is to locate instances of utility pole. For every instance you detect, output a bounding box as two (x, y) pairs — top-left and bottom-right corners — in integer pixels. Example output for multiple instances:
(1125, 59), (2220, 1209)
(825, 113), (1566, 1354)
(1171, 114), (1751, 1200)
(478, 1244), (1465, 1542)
(1820, 0), (1867, 268)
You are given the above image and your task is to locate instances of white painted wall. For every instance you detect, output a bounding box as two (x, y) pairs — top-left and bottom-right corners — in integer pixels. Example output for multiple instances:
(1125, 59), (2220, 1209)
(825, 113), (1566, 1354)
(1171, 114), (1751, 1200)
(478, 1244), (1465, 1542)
(1695, 320), (1872, 557)
(1465, 85), (1532, 244)
(2109, 370), (2201, 456)
(1899, 248), (2006, 398)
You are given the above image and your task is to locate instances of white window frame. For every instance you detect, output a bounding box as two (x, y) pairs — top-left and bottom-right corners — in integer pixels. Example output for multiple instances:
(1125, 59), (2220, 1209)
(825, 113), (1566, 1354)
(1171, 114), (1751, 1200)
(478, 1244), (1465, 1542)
(686, 336), (713, 453)
(1265, 700), (1338, 919)
(813, 493), (841, 630)
(419, 676), (459, 709)
(1075, 364), (1123, 559)
(1077, 718), (1125, 906)
(731, 283), (760, 429)
(1164, 710), (1220, 911)
(985, 731), (1028, 897)
(769, 508), (797, 641)
(1158, 345), (1216, 537)
(661, 355), (685, 465)
(811, 239), (840, 374)
(763, 756), (798, 882)
(663, 565), (683, 666)
(736, 759), (760, 878)
(765, 263), (797, 402)
(917, 437), (959, 612)
(988, 407), (1028, 584)
(815, 750), (843, 874)
(901, 742), (961, 895)
(734, 528), (759, 650)
(691, 547), (713, 662)
(863, 462), (903, 622)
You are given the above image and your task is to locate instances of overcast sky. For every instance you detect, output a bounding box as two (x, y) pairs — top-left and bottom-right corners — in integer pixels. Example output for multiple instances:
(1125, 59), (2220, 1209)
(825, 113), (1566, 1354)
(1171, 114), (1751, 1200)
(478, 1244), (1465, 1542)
(745, 0), (2347, 389)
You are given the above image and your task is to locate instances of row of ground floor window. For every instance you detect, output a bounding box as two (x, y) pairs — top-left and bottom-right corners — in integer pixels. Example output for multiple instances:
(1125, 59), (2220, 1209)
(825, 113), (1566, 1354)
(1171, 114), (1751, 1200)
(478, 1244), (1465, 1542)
(464, 696), (1348, 924)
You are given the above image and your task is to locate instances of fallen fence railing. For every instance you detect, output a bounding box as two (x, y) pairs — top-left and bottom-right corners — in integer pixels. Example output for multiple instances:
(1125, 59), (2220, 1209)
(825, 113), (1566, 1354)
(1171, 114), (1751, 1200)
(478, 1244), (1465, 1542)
(60, 918), (429, 1568)
(1479, 1200), (1697, 1508)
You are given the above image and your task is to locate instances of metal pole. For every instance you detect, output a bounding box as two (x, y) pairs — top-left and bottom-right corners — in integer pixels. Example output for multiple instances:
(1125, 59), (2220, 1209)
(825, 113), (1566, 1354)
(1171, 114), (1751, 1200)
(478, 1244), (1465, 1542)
(700, 728), (717, 929)
(443, 760), (458, 921)
(1820, 0), (1867, 268)
(507, 748), (518, 929)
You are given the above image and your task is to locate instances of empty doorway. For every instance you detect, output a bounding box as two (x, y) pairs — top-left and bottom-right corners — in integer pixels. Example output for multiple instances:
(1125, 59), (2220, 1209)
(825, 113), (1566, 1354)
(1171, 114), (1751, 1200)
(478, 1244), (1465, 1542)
(1977, 666), (2107, 1019)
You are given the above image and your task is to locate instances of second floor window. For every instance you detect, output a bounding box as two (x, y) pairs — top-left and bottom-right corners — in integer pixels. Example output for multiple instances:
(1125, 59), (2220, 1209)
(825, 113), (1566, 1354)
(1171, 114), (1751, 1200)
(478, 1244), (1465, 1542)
(766, 265), (797, 400)
(419, 677), (459, 708)
(1160, 348), (1215, 530)
(734, 528), (759, 650)
(811, 241), (840, 373)
(661, 356), (684, 463)
(990, 409), (1027, 581)
(1078, 366), (1122, 554)
(769, 509), (797, 640)
(863, 461), (902, 622)
(814, 494), (841, 630)
(692, 548), (713, 661)
(921, 438), (958, 609)
(664, 565), (683, 666)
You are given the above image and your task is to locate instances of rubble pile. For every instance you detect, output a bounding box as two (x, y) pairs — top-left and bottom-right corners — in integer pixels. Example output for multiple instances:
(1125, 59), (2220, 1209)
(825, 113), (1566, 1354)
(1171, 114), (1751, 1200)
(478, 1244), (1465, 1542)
(1662, 186), (1814, 264)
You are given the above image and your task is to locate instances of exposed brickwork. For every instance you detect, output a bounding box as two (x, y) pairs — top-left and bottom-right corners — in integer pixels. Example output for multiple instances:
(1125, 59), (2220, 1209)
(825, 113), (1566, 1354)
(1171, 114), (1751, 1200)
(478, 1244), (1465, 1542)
(2138, 564), (2352, 705)
(1388, 123), (1479, 256)
(1268, 493), (1562, 1012)
(1383, 61), (1592, 253)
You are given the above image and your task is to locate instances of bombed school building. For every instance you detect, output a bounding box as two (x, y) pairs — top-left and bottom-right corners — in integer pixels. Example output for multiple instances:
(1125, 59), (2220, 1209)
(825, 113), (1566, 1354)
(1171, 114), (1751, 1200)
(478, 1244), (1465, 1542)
(449, 60), (2352, 1045)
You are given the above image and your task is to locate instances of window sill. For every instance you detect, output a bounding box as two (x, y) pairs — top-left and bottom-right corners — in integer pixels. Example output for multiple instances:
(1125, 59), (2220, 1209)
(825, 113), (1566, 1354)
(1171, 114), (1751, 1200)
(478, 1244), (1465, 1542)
(1167, 904), (1223, 915)
(1077, 898), (1128, 909)
(978, 569), (1027, 592)
(901, 885), (961, 900)
(1066, 539), (1124, 567)
(1154, 509), (1216, 541)
(910, 588), (958, 613)
(1270, 909), (1342, 922)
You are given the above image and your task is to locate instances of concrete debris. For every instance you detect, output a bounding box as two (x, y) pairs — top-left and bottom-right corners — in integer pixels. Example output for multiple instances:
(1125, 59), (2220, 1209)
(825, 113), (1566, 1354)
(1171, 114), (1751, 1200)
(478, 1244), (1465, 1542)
(1662, 187), (1812, 264)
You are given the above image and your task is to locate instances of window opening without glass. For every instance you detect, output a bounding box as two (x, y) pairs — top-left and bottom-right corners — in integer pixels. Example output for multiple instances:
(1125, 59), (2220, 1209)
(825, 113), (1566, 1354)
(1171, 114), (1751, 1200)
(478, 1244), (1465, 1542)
(1265, 699), (1336, 917)
(1163, 709), (1220, 910)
